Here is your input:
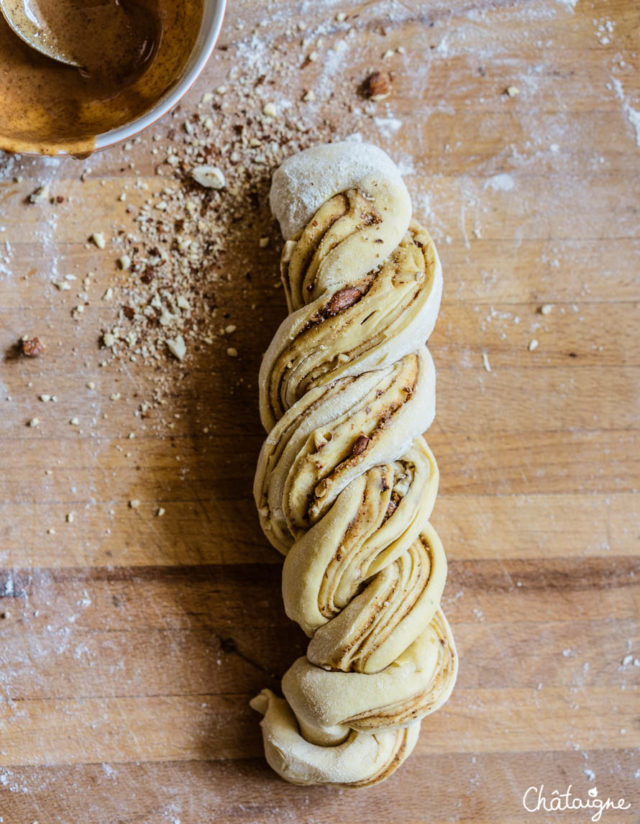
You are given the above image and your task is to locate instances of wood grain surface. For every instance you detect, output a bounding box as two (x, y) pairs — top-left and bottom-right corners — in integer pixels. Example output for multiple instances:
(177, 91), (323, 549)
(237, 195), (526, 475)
(1, 0), (639, 822)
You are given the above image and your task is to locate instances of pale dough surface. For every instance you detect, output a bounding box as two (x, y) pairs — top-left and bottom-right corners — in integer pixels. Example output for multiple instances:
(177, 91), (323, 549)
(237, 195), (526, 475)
(251, 141), (457, 787)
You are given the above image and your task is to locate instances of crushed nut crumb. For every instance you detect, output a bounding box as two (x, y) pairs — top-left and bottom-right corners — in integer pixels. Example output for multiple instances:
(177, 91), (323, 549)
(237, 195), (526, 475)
(90, 232), (107, 249)
(191, 165), (226, 189)
(166, 335), (187, 361)
(21, 336), (45, 357)
(362, 71), (392, 101)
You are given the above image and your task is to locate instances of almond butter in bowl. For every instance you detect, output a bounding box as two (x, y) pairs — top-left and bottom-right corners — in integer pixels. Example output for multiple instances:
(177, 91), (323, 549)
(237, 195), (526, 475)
(0, 0), (226, 156)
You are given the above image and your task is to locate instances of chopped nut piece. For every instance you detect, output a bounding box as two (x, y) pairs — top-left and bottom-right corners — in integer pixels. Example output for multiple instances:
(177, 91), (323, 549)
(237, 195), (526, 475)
(259, 236), (270, 248)
(482, 352), (492, 372)
(118, 255), (131, 270)
(262, 102), (277, 118)
(157, 507), (166, 517)
(191, 165), (226, 189)
(539, 304), (553, 315)
(226, 347), (238, 357)
(166, 335), (187, 361)
(21, 336), (45, 357)
(102, 332), (116, 348)
(323, 285), (366, 318)
(225, 324), (237, 334)
(362, 71), (392, 101)
(505, 86), (520, 97)
(27, 417), (39, 427)
(29, 184), (50, 203)
(90, 232), (107, 249)
(69, 417), (80, 426)
(336, 12), (347, 22)
(351, 434), (371, 456)
(528, 339), (539, 351)
(129, 499), (141, 509)
(66, 512), (75, 523)
(302, 90), (315, 102)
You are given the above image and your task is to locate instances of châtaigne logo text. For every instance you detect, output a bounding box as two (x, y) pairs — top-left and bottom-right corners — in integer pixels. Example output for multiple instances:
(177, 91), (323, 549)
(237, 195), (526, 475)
(522, 785), (631, 822)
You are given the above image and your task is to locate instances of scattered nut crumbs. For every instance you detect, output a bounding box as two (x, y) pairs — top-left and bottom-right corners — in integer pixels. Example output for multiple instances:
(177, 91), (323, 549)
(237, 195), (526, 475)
(92, 18), (375, 419)
(21, 336), (45, 357)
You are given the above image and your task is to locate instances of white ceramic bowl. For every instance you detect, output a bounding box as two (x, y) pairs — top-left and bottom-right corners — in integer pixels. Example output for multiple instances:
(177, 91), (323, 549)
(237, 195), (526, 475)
(94, 0), (226, 151)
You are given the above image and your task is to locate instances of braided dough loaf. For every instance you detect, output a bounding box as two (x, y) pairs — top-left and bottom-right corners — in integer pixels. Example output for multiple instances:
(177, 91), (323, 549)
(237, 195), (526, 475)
(250, 141), (457, 787)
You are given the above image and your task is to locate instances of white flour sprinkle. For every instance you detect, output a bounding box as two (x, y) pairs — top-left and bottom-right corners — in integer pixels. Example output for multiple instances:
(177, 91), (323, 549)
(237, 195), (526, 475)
(484, 173), (515, 192)
(611, 77), (640, 147)
(373, 116), (403, 139)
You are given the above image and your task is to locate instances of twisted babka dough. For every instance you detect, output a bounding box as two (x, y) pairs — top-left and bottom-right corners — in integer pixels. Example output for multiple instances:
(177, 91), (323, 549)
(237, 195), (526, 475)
(250, 142), (457, 786)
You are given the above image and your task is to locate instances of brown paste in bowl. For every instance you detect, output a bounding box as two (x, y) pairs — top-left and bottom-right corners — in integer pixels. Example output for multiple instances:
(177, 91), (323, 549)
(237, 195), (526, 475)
(0, 0), (204, 155)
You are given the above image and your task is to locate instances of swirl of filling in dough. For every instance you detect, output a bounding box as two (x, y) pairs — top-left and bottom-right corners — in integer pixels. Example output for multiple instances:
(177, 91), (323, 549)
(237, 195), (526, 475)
(250, 141), (457, 787)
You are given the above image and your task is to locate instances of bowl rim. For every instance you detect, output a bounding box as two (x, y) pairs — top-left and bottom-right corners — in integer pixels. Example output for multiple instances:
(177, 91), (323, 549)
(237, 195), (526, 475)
(95, 0), (227, 151)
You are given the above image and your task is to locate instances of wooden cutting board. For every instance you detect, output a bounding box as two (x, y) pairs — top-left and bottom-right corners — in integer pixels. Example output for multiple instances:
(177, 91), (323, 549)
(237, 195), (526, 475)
(0, 1), (638, 822)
